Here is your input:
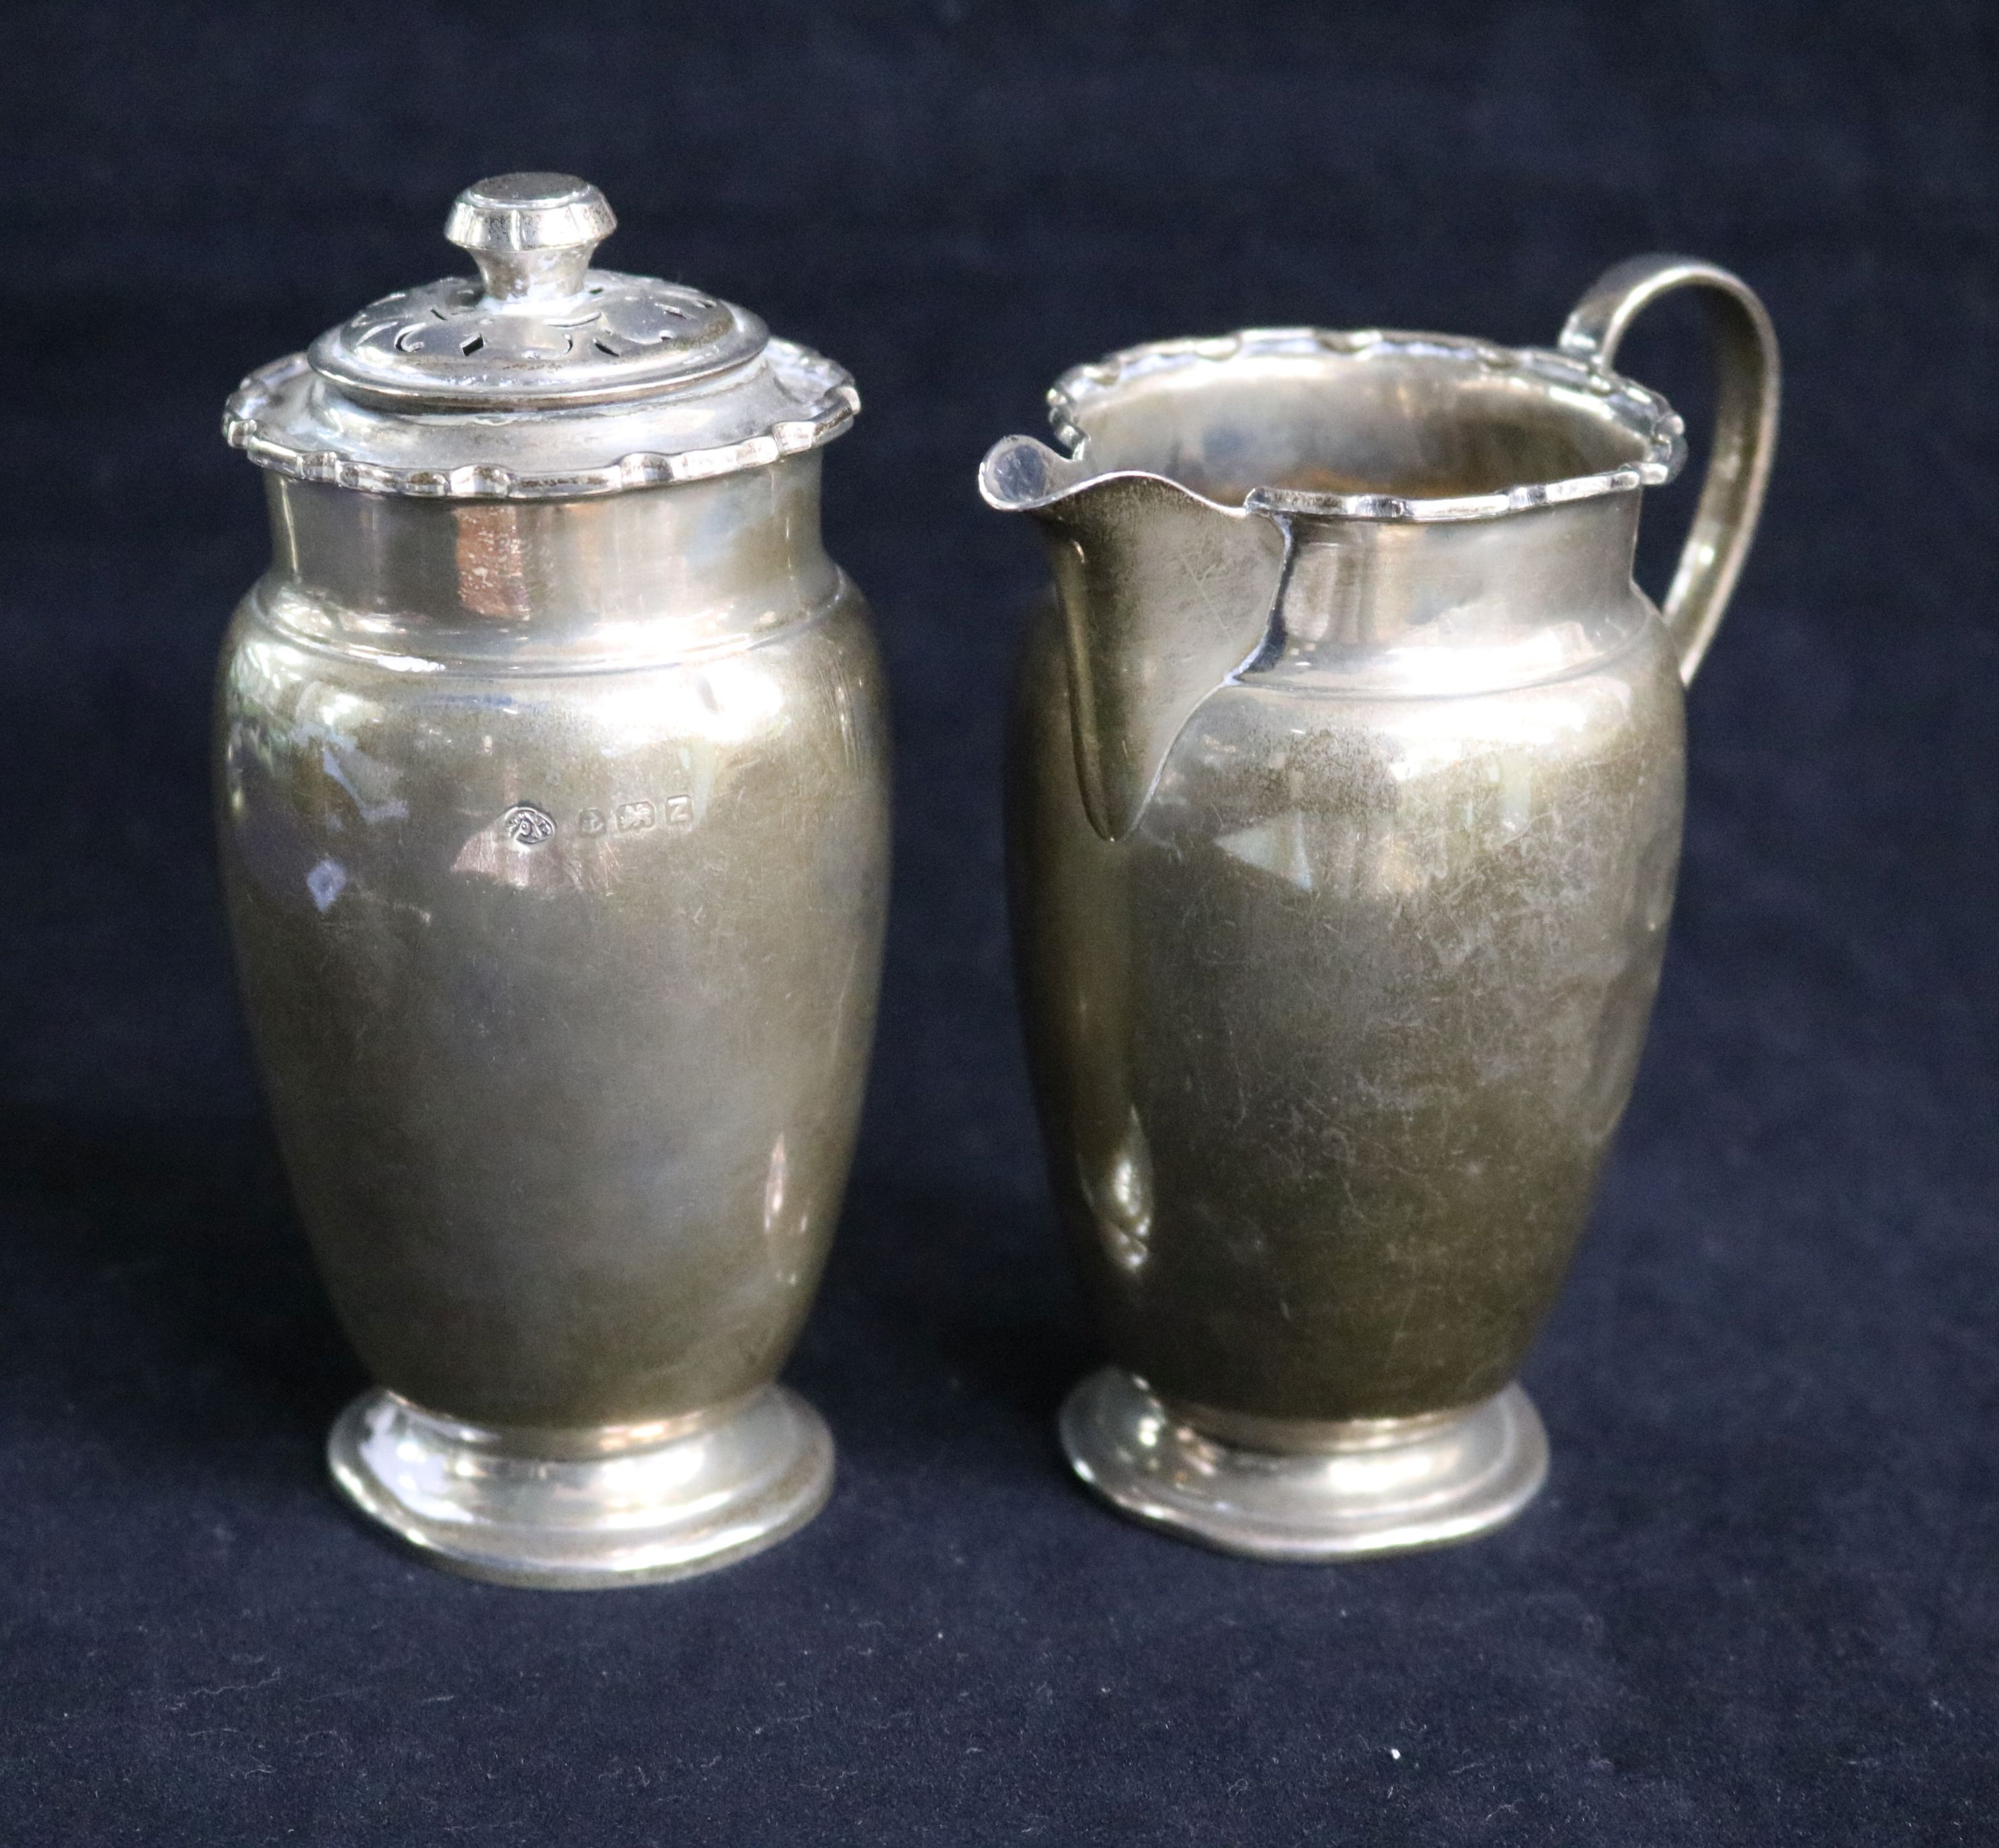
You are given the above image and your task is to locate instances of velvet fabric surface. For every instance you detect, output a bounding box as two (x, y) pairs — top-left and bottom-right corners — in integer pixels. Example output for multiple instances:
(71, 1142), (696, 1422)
(1, 3), (1994, 1840)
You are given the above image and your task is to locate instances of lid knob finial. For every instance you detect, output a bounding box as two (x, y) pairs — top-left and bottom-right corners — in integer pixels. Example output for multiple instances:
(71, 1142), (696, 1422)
(445, 173), (616, 307)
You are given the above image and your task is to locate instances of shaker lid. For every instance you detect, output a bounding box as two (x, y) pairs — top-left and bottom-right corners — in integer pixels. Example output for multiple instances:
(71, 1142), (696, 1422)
(225, 173), (858, 499)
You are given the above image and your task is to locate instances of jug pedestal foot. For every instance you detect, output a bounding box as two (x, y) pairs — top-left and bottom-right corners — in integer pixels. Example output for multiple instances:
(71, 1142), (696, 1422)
(327, 1385), (833, 1589)
(1059, 1367), (1547, 1560)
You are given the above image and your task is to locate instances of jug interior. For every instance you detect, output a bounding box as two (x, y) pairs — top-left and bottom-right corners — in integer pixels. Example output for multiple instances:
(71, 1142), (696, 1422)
(1069, 346), (1656, 506)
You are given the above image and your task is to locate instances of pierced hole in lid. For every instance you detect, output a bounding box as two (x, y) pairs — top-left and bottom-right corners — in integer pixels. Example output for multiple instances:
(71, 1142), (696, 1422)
(461, 334), (485, 357)
(587, 284), (606, 295)
(592, 339), (619, 357)
(430, 307), (447, 321)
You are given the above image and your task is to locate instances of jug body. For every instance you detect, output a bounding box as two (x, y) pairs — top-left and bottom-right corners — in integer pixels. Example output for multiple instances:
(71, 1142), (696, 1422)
(1011, 506), (1683, 1422)
(216, 177), (887, 1587)
(989, 264), (1777, 1559)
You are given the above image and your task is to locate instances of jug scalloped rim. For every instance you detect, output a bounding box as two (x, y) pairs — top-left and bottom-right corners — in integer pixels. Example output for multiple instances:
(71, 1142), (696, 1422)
(1030, 324), (1688, 525)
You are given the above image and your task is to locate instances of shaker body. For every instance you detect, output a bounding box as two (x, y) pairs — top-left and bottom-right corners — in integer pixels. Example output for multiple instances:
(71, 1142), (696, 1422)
(217, 464), (888, 1584)
(216, 171), (884, 1586)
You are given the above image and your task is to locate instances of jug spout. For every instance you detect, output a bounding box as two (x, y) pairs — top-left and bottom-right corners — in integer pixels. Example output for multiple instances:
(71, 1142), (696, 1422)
(980, 436), (1286, 842)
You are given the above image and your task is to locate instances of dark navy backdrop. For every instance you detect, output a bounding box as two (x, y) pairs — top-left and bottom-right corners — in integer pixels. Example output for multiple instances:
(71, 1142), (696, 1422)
(2, 3), (1994, 1840)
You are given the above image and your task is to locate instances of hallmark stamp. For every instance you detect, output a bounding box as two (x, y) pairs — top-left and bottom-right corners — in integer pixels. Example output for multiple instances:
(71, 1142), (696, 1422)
(574, 796), (691, 837)
(500, 804), (556, 846)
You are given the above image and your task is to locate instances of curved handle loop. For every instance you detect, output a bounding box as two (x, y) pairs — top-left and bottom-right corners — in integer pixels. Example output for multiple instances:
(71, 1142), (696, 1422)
(1559, 255), (1780, 686)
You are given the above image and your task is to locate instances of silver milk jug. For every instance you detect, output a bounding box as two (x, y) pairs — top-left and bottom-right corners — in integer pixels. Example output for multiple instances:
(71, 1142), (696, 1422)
(983, 256), (1778, 1559)
(218, 176), (889, 1586)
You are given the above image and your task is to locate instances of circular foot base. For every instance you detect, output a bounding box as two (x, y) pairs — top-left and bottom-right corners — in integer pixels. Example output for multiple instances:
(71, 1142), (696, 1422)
(328, 1385), (833, 1589)
(1059, 1367), (1547, 1561)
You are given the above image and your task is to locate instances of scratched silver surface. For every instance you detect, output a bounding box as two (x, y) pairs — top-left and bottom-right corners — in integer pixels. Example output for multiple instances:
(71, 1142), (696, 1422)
(986, 255), (1777, 1556)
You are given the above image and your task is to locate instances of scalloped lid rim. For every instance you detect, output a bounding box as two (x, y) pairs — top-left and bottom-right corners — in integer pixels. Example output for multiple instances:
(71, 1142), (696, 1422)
(225, 342), (859, 501)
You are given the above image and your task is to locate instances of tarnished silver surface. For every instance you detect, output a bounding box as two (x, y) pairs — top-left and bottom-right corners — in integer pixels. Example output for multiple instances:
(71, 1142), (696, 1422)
(987, 255), (1778, 1559)
(1061, 1368), (1546, 1560)
(218, 177), (887, 1586)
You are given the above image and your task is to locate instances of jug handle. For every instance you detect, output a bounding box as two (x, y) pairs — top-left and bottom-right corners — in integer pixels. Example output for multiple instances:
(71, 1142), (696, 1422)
(1559, 255), (1780, 686)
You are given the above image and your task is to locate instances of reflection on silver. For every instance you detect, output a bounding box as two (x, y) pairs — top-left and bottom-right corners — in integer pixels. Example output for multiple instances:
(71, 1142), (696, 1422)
(304, 857), (346, 913)
(1061, 1367), (1547, 1560)
(330, 1387), (833, 1589)
(1081, 1106), (1154, 1273)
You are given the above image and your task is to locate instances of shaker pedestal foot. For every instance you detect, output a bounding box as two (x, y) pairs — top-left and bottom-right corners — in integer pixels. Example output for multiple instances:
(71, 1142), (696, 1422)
(327, 1385), (833, 1589)
(1059, 1367), (1547, 1560)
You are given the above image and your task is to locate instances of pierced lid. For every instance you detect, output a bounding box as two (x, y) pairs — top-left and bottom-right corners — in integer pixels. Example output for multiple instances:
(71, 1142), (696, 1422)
(225, 173), (858, 499)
